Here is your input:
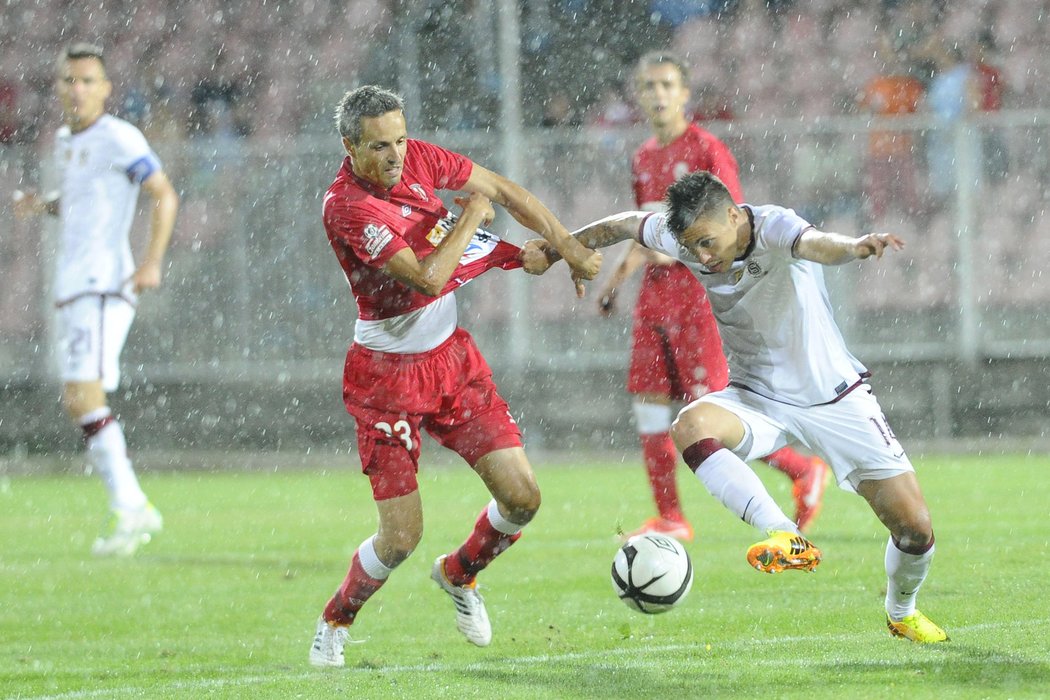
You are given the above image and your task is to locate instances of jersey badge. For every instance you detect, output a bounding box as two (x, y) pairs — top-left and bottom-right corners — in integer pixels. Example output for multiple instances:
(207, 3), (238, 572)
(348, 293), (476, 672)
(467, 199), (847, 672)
(426, 214), (456, 246)
(401, 205), (412, 217)
(409, 183), (429, 201)
(362, 222), (394, 259)
(746, 261), (763, 277)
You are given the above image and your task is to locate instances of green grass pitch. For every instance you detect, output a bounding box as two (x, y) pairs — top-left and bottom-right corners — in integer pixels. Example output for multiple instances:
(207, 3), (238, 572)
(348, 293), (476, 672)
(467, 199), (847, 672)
(2, 451), (1049, 699)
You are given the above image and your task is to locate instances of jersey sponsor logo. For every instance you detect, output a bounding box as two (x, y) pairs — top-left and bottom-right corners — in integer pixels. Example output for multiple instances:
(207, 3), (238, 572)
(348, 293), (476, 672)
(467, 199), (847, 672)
(362, 222), (394, 259)
(409, 183), (429, 201)
(426, 213), (456, 246)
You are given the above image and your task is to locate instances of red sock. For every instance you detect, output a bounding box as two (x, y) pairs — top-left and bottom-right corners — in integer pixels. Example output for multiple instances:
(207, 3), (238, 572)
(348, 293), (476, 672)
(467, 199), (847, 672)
(641, 433), (682, 520)
(323, 552), (387, 626)
(443, 507), (521, 586)
(762, 447), (812, 480)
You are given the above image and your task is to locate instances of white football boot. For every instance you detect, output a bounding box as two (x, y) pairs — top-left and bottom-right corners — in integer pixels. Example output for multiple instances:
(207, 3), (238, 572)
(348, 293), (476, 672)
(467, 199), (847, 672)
(309, 617), (351, 667)
(430, 555), (492, 647)
(91, 502), (163, 557)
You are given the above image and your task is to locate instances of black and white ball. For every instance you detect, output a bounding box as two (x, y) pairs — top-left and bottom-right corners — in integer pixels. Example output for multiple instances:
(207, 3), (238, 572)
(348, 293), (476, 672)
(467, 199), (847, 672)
(611, 533), (693, 614)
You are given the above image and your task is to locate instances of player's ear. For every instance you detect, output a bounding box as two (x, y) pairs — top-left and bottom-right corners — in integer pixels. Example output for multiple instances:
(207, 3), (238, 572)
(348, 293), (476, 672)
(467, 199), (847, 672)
(341, 136), (355, 157)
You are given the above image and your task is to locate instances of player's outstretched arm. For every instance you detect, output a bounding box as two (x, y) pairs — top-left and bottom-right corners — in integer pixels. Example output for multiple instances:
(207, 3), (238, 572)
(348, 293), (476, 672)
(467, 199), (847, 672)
(129, 171), (180, 293)
(795, 229), (905, 266)
(462, 164), (602, 281)
(522, 211), (648, 274)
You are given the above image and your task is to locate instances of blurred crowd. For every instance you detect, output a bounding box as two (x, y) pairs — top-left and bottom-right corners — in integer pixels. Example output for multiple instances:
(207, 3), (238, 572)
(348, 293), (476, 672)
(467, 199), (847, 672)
(1, 0), (1047, 146)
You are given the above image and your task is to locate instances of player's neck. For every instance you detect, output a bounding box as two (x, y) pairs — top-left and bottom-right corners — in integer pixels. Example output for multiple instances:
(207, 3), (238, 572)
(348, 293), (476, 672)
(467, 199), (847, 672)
(652, 118), (689, 146)
(67, 112), (105, 134)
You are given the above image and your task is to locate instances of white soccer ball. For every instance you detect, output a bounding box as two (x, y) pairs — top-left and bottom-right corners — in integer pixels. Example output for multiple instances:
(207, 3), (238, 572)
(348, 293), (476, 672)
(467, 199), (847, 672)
(611, 533), (694, 614)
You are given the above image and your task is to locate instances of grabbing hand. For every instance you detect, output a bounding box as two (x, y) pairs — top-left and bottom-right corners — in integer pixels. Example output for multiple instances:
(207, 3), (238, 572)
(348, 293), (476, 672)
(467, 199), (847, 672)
(454, 192), (495, 226)
(564, 246), (603, 281)
(854, 232), (904, 260)
(520, 239), (553, 275)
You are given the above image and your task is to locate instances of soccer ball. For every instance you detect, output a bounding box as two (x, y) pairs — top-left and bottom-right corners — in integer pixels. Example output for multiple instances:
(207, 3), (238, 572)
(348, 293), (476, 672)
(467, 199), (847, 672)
(611, 533), (693, 614)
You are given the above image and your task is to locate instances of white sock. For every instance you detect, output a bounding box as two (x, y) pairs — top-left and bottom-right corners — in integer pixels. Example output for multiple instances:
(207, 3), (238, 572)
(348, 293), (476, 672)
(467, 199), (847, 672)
(358, 535), (394, 579)
(487, 499), (524, 535)
(885, 536), (934, 620)
(83, 416), (147, 512)
(695, 449), (797, 533)
(632, 401), (672, 434)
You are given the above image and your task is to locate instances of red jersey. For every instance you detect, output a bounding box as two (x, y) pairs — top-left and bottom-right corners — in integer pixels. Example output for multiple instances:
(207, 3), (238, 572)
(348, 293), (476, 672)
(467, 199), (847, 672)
(631, 122), (743, 206)
(974, 62), (1003, 112)
(323, 139), (520, 321)
(630, 123), (742, 322)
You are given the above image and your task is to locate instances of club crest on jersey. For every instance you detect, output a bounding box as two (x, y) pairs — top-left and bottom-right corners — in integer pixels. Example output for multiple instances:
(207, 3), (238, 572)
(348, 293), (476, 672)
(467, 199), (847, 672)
(409, 183), (429, 201)
(401, 205), (412, 217)
(362, 222), (393, 259)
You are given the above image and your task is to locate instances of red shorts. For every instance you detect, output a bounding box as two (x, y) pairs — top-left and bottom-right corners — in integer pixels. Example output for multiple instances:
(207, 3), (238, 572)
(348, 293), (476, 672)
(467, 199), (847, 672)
(627, 264), (728, 401)
(342, 327), (522, 500)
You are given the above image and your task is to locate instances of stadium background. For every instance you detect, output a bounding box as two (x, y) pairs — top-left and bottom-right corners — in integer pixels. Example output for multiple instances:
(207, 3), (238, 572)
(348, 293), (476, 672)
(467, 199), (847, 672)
(2, 0), (1049, 460)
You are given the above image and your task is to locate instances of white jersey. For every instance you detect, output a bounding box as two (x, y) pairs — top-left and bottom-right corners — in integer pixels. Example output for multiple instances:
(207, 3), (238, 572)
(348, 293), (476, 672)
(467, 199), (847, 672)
(638, 205), (868, 406)
(53, 114), (161, 304)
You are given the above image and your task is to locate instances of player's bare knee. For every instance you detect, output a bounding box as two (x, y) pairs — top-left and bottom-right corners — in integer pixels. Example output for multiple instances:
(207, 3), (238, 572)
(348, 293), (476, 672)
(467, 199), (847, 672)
(670, 405), (716, 448)
(376, 528), (421, 566)
(502, 485), (540, 525)
(893, 513), (934, 552)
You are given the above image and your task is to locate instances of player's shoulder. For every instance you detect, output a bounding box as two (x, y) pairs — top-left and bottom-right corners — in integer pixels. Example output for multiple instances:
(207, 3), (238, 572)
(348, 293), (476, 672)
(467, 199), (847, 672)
(96, 114), (146, 139)
(683, 122), (725, 146)
(323, 172), (388, 224)
(633, 135), (663, 157)
(749, 204), (810, 241)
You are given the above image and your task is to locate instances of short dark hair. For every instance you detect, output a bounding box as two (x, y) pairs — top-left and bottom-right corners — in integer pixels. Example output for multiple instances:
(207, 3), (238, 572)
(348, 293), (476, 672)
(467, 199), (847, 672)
(635, 50), (689, 84)
(665, 171), (734, 237)
(62, 42), (106, 68)
(335, 85), (404, 143)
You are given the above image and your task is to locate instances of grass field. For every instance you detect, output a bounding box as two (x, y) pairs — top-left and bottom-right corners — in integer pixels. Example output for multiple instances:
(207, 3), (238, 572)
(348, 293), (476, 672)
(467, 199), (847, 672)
(2, 451), (1049, 699)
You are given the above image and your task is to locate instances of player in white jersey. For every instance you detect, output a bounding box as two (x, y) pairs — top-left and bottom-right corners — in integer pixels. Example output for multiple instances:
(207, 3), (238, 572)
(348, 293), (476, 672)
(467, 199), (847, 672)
(12, 43), (179, 556)
(523, 170), (947, 643)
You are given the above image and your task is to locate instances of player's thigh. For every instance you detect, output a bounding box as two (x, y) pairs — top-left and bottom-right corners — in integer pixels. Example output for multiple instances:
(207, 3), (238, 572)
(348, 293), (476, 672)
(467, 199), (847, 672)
(426, 374), (522, 469)
(349, 405), (426, 501)
(797, 387), (915, 491)
(57, 296), (134, 392)
(626, 320), (673, 397)
(684, 388), (790, 459)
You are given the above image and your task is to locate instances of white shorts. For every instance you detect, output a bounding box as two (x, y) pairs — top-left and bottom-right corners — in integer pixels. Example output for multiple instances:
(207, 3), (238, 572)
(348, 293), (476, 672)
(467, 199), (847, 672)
(56, 294), (136, 392)
(695, 384), (914, 493)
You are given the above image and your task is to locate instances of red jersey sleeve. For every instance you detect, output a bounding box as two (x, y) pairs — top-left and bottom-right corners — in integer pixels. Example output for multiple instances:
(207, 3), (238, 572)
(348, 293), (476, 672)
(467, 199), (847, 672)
(324, 196), (409, 270)
(408, 139), (474, 192)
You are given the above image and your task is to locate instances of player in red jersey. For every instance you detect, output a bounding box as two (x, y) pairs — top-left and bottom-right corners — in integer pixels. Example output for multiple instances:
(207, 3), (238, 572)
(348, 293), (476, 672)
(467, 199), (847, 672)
(309, 85), (602, 667)
(596, 52), (827, 542)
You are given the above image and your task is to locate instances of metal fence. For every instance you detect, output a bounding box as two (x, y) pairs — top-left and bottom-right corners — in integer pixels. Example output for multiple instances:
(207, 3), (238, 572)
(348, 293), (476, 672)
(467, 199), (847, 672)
(3, 111), (1050, 392)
